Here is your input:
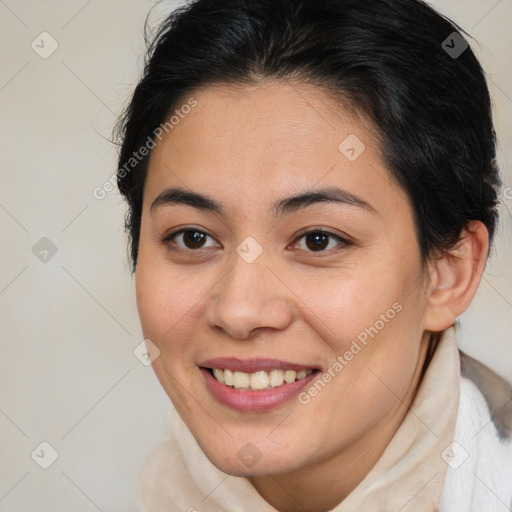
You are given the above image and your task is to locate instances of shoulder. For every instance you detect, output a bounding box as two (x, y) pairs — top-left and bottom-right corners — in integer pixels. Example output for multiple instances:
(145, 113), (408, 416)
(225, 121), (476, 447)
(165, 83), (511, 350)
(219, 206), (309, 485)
(459, 350), (512, 441)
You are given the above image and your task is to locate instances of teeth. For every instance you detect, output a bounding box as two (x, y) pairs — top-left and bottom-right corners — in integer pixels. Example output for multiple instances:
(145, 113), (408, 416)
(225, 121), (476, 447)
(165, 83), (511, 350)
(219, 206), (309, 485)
(269, 369), (284, 387)
(224, 369), (234, 386)
(213, 368), (224, 384)
(250, 371), (269, 390)
(211, 368), (313, 390)
(284, 370), (296, 383)
(296, 370), (307, 380)
(233, 371), (250, 389)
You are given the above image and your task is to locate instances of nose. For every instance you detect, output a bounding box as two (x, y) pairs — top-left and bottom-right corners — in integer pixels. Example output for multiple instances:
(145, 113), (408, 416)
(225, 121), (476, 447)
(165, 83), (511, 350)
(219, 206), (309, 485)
(205, 248), (294, 340)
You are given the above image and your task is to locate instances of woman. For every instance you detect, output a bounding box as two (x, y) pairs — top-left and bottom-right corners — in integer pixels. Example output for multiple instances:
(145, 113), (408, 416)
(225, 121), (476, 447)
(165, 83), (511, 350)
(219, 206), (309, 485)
(114, 0), (512, 510)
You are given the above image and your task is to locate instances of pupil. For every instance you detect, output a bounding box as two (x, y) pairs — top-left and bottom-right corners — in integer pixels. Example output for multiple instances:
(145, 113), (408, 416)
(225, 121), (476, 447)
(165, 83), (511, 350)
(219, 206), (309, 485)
(184, 231), (205, 249)
(306, 232), (328, 251)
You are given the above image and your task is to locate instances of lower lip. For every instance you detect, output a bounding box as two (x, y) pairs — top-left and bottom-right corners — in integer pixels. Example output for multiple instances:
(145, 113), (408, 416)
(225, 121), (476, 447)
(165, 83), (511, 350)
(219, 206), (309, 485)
(201, 368), (318, 412)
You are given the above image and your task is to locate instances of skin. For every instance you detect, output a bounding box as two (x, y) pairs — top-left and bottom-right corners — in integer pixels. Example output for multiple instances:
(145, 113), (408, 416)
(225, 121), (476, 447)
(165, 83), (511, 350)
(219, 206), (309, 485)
(135, 80), (488, 512)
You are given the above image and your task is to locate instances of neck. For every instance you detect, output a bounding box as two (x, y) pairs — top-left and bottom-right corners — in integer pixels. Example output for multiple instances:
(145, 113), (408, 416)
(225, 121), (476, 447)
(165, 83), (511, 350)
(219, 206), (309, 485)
(248, 331), (435, 512)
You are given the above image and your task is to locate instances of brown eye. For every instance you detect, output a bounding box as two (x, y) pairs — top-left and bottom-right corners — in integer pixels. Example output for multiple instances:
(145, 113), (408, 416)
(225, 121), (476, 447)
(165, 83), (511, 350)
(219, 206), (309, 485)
(304, 232), (330, 251)
(162, 228), (219, 252)
(181, 230), (207, 249)
(294, 229), (351, 254)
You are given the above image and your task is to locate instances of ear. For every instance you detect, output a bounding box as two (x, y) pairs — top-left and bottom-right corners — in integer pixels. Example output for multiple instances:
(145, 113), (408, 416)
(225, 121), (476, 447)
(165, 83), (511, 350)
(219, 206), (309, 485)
(423, 220), (489, 332)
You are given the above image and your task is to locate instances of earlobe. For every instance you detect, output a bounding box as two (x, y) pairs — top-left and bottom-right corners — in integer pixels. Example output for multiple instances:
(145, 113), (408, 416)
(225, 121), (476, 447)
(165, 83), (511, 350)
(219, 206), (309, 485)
(423, 221), (489, 332)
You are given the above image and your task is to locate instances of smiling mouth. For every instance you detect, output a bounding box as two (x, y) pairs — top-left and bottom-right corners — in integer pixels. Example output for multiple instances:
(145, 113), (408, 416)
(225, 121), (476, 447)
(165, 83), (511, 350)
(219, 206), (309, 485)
(205, 367), (318, 391)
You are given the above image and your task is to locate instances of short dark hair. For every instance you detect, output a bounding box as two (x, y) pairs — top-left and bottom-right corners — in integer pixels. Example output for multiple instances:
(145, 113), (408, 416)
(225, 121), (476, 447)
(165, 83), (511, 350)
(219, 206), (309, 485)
(115, 0), (501, 272)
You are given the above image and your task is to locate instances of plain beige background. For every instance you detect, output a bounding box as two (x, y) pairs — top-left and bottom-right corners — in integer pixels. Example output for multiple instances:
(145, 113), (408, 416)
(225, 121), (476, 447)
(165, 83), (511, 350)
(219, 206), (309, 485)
(0, 0), (511, 510)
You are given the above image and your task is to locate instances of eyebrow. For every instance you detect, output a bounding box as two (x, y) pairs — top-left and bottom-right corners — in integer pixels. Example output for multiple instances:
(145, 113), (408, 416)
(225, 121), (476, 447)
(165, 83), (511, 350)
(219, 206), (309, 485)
(150, 186), (377, 216)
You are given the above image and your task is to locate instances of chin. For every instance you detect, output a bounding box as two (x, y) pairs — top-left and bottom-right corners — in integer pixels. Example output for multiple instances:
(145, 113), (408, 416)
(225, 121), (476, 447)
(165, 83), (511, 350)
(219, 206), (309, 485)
(202, 441), (304, 477)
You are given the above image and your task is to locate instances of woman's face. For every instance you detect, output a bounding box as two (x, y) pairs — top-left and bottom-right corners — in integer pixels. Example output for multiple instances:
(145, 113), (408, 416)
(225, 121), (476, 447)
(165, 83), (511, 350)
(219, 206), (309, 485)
(136, 81), (432, 476)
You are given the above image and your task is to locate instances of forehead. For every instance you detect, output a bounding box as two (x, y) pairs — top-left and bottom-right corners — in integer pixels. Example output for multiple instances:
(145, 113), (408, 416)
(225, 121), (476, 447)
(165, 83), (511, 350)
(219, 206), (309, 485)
(144, 80), (408, 220)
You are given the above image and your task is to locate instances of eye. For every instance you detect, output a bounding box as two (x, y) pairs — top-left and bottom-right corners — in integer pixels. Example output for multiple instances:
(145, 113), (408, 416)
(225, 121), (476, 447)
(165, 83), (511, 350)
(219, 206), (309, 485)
(292, 228), (351, 254)
(161, 227), (219, 252)
(161, 227), (352, 255)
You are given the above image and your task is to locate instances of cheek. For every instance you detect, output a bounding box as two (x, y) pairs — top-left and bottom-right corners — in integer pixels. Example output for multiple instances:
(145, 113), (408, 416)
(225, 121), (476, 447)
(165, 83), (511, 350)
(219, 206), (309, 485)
(289, 262), (414, 347)
(135, 255), (201, 353)
(135, 261), (208, 410)
(290, 260), (426, 404)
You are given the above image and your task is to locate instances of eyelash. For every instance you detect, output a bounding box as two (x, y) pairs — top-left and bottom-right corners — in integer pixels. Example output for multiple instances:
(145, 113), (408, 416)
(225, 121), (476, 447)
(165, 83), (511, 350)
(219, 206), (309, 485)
(160, 226), (352, 256)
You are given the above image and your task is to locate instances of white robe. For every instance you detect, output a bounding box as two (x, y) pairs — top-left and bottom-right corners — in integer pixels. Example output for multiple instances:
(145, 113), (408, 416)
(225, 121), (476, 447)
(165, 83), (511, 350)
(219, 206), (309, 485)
(136, 324), (512, 511)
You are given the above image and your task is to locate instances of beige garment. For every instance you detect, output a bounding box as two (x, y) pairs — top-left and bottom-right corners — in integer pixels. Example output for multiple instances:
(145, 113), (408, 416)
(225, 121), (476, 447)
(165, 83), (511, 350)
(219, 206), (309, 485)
(137, 326), (460, 511)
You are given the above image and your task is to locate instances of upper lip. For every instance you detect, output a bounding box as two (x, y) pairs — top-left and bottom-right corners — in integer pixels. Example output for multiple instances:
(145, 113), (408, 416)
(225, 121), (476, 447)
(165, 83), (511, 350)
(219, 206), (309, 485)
(199, 357), (320, 373)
